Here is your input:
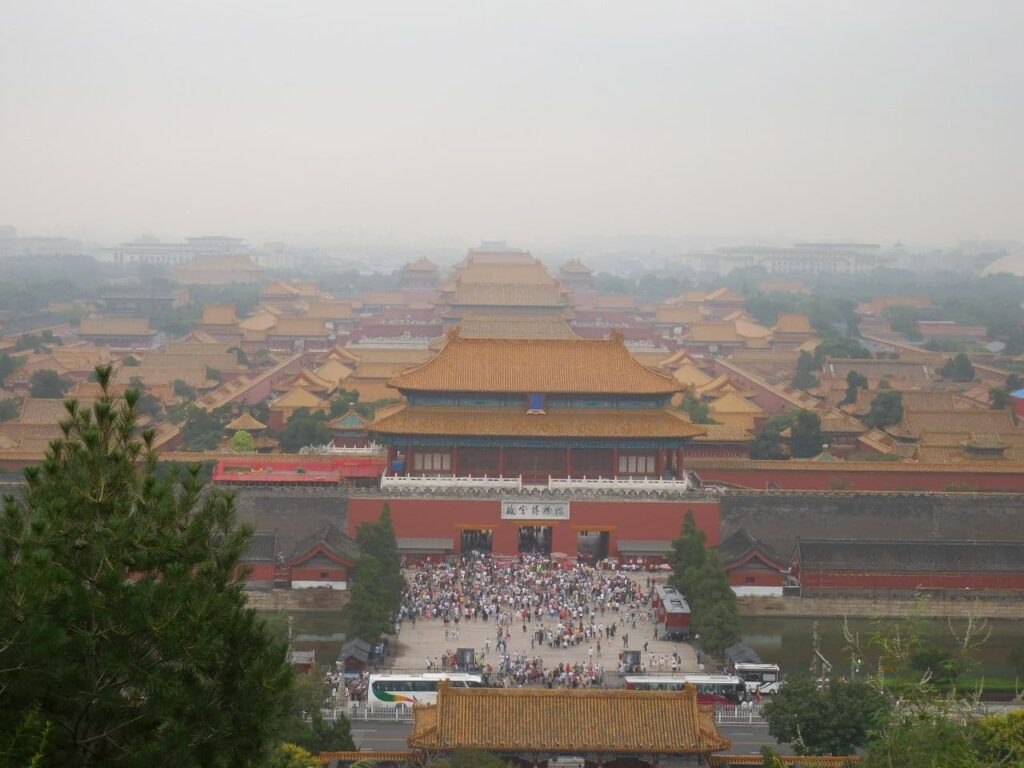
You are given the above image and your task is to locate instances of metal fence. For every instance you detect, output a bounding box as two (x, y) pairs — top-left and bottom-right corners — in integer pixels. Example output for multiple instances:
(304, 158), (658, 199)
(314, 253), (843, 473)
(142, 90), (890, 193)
(715, 704), (768, 725)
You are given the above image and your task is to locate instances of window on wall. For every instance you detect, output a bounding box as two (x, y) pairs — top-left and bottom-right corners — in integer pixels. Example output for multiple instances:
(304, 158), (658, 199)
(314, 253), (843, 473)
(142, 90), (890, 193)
(618, 454), (656, 475)
(413, 452), (452, 472)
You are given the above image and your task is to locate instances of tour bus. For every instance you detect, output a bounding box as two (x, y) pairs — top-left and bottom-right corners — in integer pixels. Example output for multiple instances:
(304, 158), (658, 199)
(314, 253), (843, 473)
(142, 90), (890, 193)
(623, 674), (745, 704)
(734, 662), (782, 695)
(368, 673), (484, 707)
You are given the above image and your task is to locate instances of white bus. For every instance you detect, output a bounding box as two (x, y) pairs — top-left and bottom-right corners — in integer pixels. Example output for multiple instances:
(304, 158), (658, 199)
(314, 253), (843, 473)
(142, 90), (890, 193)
(623, 674), (744, 704)
(734, 663), (782, 694)
(368, 673), (484, 707)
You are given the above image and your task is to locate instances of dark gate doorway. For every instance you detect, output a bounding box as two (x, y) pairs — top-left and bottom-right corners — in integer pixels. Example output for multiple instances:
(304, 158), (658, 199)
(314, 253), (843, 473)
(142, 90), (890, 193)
(577, 530), (610, 561)
(460, 529), (493, 554)
(518, 526), (553, 555)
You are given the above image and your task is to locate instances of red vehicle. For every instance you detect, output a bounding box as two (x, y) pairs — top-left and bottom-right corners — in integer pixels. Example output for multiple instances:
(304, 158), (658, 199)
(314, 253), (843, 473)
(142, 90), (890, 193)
(652, 584), (691, 640)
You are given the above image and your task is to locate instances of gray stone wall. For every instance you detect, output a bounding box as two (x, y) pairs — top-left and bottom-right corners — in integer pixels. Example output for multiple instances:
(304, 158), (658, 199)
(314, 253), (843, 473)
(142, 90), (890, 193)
(721, 491), (1024, 559)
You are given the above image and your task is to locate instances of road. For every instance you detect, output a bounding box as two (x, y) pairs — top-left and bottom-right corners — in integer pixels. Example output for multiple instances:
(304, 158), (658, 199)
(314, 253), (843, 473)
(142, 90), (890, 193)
(351, 721), (789, 756)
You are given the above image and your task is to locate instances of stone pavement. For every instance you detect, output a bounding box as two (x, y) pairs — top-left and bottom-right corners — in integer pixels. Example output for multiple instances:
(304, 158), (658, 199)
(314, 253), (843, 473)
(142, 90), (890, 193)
(390, 573), (700, 677)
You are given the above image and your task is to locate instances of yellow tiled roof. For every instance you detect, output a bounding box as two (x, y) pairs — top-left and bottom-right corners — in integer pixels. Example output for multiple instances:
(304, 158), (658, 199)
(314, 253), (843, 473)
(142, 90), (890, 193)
(369, 405), (706, 439)
(709, 392), (765, 414)
(389, 332), (681, 395)
(271, 387), (329, 410)
(313, 359), (354, 385)
(684, 322), (743, 343)
(774, 312), (813, 333)
(674, 363), (714, 388)
(79, 317), (153, 336)
(304, 300), (355, 320)
(404, 257), (439, 272)
(200, 304), (237, 325)
(735, 319), (772, 339)
(655, 305), (705, 324)
(457, 316), (579, 340)
(453, 282), (567, 307)
(693, 423), (753, 442)
(408, 683), (729, 755)
(269, 317), (330, 338)
(560, 258), (593, 275)
(225, 411), (267, 431)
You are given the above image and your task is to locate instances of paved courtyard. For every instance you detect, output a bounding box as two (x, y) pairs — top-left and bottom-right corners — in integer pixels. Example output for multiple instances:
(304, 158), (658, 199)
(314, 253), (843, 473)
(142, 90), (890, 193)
(390, 571), (700, 679)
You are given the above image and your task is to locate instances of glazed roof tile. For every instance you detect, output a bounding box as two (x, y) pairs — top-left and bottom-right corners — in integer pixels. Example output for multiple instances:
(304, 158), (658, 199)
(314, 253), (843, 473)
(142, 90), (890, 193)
(408, 683), (729, 754)
(388, 332), (680, 395)
(369, 404), (705, 439)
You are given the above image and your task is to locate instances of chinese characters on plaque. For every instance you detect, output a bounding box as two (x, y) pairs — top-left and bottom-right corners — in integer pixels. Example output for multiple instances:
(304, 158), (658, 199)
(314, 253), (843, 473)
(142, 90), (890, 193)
(500, 500), (570, 520)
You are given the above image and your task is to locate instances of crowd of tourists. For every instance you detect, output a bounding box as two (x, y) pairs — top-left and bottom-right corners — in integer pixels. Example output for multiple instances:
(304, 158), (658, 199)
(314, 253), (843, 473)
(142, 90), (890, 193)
(401, 552), (650, 625)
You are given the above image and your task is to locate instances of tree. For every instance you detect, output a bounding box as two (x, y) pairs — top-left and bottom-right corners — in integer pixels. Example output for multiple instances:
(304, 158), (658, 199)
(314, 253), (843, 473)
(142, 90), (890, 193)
(971, 710), (1024, 766)
(764, 676), (890, 756)
(749, 412), (797, 460)
(940, 353), (975, 383)
(841, 371), (868, 406)
(356, 505), (404, 615)
(679, 392), (716, 425)
(29, 368), (71, 398)
(792, 351), (818, 390)
(340, 555), (393, 644)
(228, 346), (249, 366)
(790, 410), (823, 458)
(268, 743), (319, 768)
(0, 366), (292, 766)
(0, 397), (19, 421)
(279, 408), (332, 452)
(0, 351), (14, 382)
(206, 366), (223, 383)
(180, 406), (224, 451)
(330, 389), (361, 418)
(173, 378), (198, 401)
(232, 429), (256, 452)
(909, 644), (959, 686)
(865, 390), (903, 429)
(278, 669), (356, 754)
(668, 510), (706, 596)
(687, 550), (741, 656)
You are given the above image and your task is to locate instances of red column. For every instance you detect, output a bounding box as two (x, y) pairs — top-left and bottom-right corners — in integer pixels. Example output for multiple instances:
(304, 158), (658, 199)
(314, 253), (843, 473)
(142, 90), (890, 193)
(565, 448), (573, 478)
(656, 449), (665, 478)
(451, 446), (459, 476)
(676, 448), (684, 479)
(498, 446), (505, 477)
(611, 448), (619, 478)
(386, 444), (396, 474)
(406, 445), (414, 476)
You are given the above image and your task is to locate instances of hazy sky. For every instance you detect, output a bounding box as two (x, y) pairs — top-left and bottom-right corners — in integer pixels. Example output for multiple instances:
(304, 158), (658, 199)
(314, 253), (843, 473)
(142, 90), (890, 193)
(2, 1), (1022, 247)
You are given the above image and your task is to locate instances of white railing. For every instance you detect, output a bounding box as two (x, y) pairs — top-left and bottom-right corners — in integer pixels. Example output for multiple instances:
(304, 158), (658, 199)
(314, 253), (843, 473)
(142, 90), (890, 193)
(298, 442), (386, 455)
(380, 473), (523, 491)
(547, 475), (692, 493)
(323, 703), (414, 722)
(715, 704), (768, 725)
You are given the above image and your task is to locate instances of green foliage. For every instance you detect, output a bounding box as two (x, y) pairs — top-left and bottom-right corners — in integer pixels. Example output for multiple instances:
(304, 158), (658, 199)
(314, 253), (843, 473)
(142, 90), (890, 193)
(865, 390), (903, 429)
(0, 366), (292, 766)
(790, 410), (824, 458)
(678, 392), (716, 425)
(356, 504), (404, 615)
(940, 352), (976, 383)
(749, 411), (797, 460)
(180, 405), (224, 451)
(278, 669), (356, 754)
(228, 346), (249, 366)
(232, 429), (256, 452)
(882, 305), (924, 340)
(28, 368), (71, 398)
(668, 510), (706, 595)
(341, 555), (393, 644)
(121, 355), (141, 366)
(971, 710), (1024, 766)
(0, 397), (19, 421)
(0, 351), (14, 381)
(669, 512), (739, 656)
(909, 644), (959, 685)
(863, 714), (979, 768)
(841, 370), (868, 406)
(206, 366), (224, 383)
(792, 351), (818, 390)
(330, 388), (361, 418)
(763, 676), (890, 756)
(267, 743), (319, 768)
(813, 336), (871, 366)
(173, 378), (198, 400)
(279, 408), (332, 452)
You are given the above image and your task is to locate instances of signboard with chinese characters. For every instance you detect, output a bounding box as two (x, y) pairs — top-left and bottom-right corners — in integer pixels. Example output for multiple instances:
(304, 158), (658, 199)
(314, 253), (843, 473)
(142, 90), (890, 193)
(501, 500), (570, 521)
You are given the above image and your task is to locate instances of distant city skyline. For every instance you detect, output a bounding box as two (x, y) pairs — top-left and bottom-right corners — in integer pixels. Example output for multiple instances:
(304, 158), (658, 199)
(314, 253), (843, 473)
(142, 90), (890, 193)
(3, 2), (1023, 247)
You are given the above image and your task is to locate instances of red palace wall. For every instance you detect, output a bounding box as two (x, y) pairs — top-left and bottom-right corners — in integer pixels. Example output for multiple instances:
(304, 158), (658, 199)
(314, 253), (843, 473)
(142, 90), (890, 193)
(801, 572), (1024, 591)
(348, 497), (721, 558)
(727, 566), (785, 588)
